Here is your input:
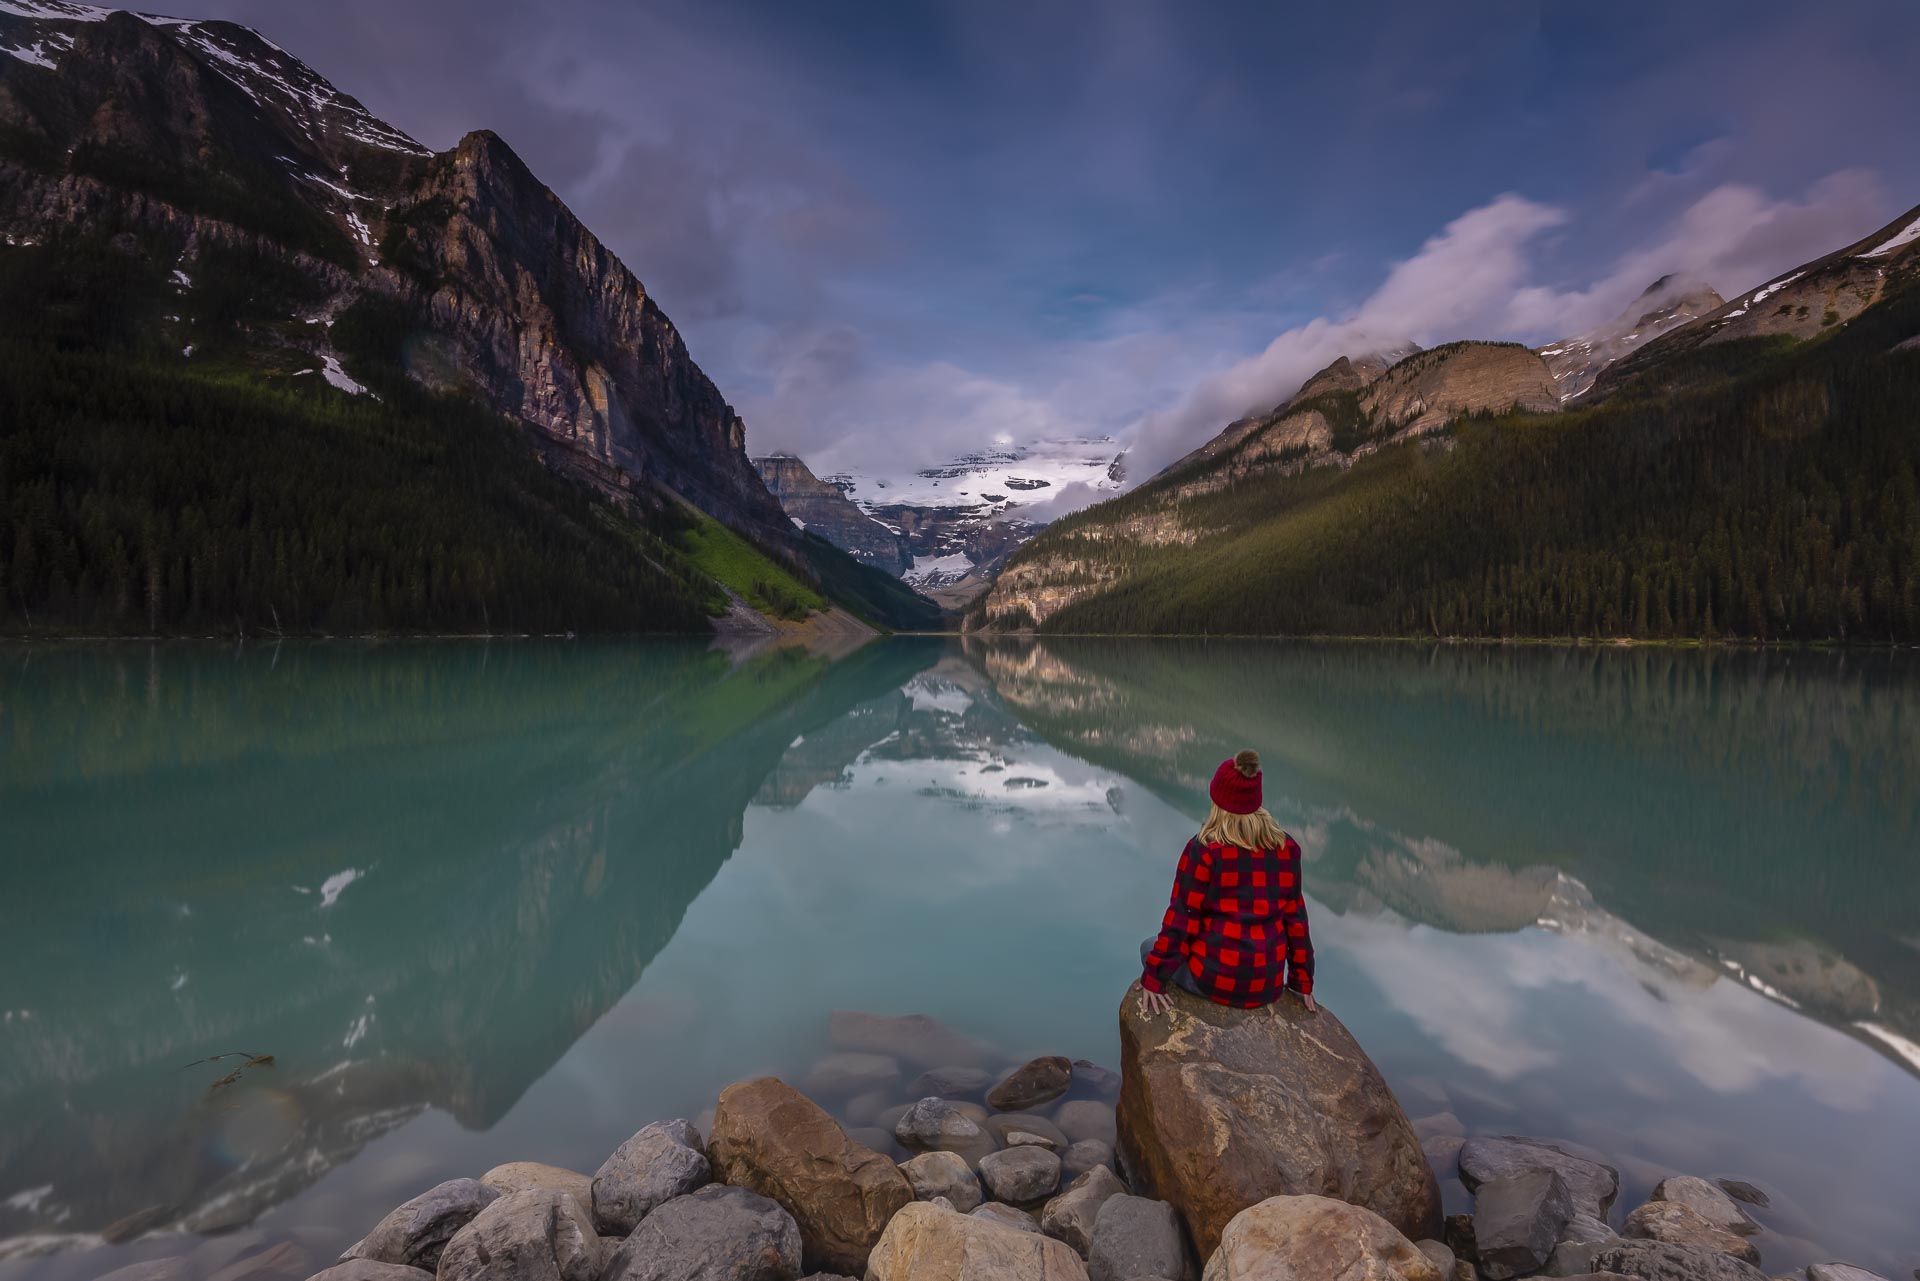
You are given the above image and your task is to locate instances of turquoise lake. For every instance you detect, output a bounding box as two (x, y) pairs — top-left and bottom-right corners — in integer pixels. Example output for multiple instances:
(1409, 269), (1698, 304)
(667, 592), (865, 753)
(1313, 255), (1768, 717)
(1, 638), (1917, 1278)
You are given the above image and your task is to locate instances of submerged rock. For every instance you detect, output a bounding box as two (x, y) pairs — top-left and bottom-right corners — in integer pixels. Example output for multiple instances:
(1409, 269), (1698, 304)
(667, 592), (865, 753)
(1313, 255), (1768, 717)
(901, 1150), (984, 1214)
(895, 1097), (1000, 1166)
(1808, 1266), (1893, 1281)
(1716, 1180), (1770, 1209)
(592, 1119), (711, 1234)
(1200, 1195), (1444, 1281)
(909, 1066), (996, 1099)
(1087, 1194), (1193, 1281)
(1069, 1060), (1122, 1099)
(1474, 1171), (1574, 1280)
(989, 1056), (1074, 1111)
(1052, 1100), (1117, 1147)
(980, 1145), (1062, 1207)
(1623, 1202), (1761, 1265)
(1459, 1138), (1620, 1222)
(869, 1201), (1088, 1280)
(602, 1184), (802, 1281)
(801, 1051), (902, 1099)
(710, 1077), (913, 1275)
(305, 1263), (432, 1281)
(91, 1264), (194, 1281)
(340, 1178), (501, 1272)
(1042, 1166), (1127, 1257)
(207, 1241), (309, 1281)
(1117, 982), (1440, 1257)
(436, 1188), (597, 1281)
(1650, 1176), (1760, 1236)
(829, 1011), (996, 1069)
(1060, 1139), (1116, 1183)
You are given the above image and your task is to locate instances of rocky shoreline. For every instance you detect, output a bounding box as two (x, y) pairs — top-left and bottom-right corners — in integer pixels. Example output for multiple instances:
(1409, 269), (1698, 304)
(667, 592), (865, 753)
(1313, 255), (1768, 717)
(93, 991), (1906, 1281)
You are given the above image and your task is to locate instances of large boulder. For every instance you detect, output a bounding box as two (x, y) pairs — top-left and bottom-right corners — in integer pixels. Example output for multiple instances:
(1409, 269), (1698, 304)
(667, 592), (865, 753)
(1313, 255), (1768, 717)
(1041, 1166), (1127, 1257)
(988, 1057), (1074, 1111)
(592, 1119), (711, 1234)
(1474, 1171), (1573, 1280)
(436, 1188), (597, 1281)
(1594, 1240), (1769, 1281)
(898, 1098), (1001, 1166)
(1649, 1176), (1759, 1236)
(829, 1011), (996, 1069)
(980, 1146), (1062, 1208)
(1458, 1138), (1619, 1222)
(339, 1178), (501, 1272)
(602, 1184), (803, 1281)
(1116, 982), (1439, 1257)
(1201, 1195), (1445, 1281)
(304, 1263), (432, 1281)
(868, 1201), (1089, 1280)
(709, 1077), (913, 1275)
(1622, 1203), (1761, 1265)
(1087, 1195), (1193, 1281)
(902, 1150), (985, 1214)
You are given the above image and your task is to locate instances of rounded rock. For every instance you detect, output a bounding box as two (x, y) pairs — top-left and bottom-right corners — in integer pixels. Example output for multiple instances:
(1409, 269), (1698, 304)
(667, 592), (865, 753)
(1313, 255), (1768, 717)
(901, 1150), (984, 1214)
(603, 1184), (803, 1281)
(1201, 1195), (1441, 1281)
(989, 1056), (1075, 1111)
(1088, 1194), (1194, 1281)
(895, 1097), (999, 1166)
(436, 1188), (598, 1281)
(339, 1178), (501, 1273)
(592, 1119), (712, 1235)
(981, 1145), (1063, 1207)
(1650, 1176), (1760, 1237)
(1054, 1100), (1118, 1146)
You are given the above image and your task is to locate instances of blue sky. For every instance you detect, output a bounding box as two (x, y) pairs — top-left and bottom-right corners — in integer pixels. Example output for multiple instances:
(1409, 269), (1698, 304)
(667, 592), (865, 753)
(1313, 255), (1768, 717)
(187, 0), (1920, 481)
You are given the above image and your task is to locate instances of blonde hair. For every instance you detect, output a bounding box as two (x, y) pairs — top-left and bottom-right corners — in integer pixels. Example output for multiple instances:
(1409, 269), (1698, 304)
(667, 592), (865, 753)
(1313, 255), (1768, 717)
(1199, 804), (1288, 852)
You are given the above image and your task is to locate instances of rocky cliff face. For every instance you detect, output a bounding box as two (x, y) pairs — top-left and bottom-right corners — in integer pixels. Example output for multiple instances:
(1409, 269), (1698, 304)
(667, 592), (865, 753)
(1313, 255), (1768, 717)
(1536, 276), (1724, 402)
(753, 453), (912, 573)
(0, 4), (800, 558)
(1360, 341), (1560, 436)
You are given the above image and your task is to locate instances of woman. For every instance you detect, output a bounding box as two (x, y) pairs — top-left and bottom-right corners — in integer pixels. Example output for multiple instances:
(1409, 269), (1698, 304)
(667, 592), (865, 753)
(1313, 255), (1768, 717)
(1138, 749), (1316, 1016)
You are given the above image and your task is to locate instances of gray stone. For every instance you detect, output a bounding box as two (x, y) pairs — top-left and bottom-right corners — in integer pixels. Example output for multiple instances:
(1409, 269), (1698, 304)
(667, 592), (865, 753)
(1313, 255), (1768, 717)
(603, 1184), (803, 1281)
(901, 1150), (984, 1214)
(1460, 1138), (1620, 1222)
(829, 1011), (997, 1069)
(1062, 1139), (1117, 1183)
(895, 1097), (999, 1166)
(797, 1275), (861, 1281)
(1088, 1195), (1193, 1281)
(1418, 1240), (1458, 1278)
(908, 1066), (996, 1099)
(91, 1262), (194, 1281)
(592, 1118), (712, 1234)
(1070, 1061), (1122, 1099)
(1474, 1170), (1574, 1280)
(987, 1112), (1071, 1150)
(972, 1202), (1044, 1233)
(989, 1056), (1075, 1111)
(871, 1202), (1088, 1279)
(208, 1241), (310, 1281)
(981, 1145), (1063, 1207)
(1624, 1202), (1759, 1265)
(1650, 1176), (1759, 1236)
(1548, 1218), (1622, 1278)
(481, 1163), (595, 1210)
(1596, 1241), (1770, 1281)
(1808, 1268), (1891, 1281)
(801, 1051), (902, 1099)
(1054, 1100), (1118, 1146)
(304, 1263), (433, 1281)
(341, 1178), (502, 1272)
(1042, 1167), (1127, 1257)
(1563, 1214), (1618, 1245)
(1008, 1130), (1061, 1151)
(436, 1188), (597, 1281)
(1716, 1180), (1770, 1209)
(1201, 1195), (1445, 1281)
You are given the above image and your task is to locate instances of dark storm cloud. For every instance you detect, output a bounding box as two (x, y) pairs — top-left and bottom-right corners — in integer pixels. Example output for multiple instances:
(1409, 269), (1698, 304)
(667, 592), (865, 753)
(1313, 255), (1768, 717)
(176, 0), (1920, 476)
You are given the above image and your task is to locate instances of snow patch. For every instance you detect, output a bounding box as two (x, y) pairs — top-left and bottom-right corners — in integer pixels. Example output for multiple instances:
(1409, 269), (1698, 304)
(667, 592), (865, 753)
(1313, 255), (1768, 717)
(181, 344), (193, 358)
(1, 38), (57, 67)
(0, 2), (108, 20)
(1853, 1020), (1920, 1072)
(903, 552), (974, 588)
(317, 866), (362, 907)
(2, 1186), (54, 1214)
(1862, 215), (1920, 259)
(345, 210), (371, 246)
(170, 268), (191, 289)
(320, 354), (367, 396)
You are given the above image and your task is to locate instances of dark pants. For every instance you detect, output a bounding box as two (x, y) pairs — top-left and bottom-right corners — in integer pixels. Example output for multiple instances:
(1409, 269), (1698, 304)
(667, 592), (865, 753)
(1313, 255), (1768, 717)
(1140, 937), (1208, 996)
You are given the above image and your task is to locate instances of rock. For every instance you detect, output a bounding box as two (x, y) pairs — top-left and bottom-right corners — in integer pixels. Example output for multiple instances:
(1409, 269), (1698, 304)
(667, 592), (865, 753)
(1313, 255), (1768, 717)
(802, 1051), (903, 1099)
(1423, 1135), (1468, 1170)
(987, 1112), (1071, 1151)
(1043, 1166), (1127, 1257)
(710, 1077), (913, 1275)
(1008, 1130), (1060, 1151)
(896, 1097), (1001, 1165)
(1061, 1140), (1116, 1183)
(1650, 1176), (1760, 1236)
(830, 1011), (996, 1069)
(1808, 1267), (1892, 1281)
(602, 1184), (803, 1281)
(436, 1189), (597, 1281)
(1475, 1171), (1573, 1280)
(1451, 1264), (1477, 1281)
(1563, 1214), (1617, 1245)
(1414, 1113), (1467, 1141)
(207, 1241), (310, 1281)
(1117, 982), (1440, 1257)
(869, 1201), (1089, 1280)
(101, 1204), (176, 1244)
(981, 1146), (1063, 1207)
(797, 1276), (861, 1281)
(1088, 1195), (1192, 1281)
(1200, 1195), (1443, 1281)
(1418, 1241), (1458, 1278)
(1443, 1213), (1479, 1265)
(844, 1090), (892, 1126)
(1459, 1138), (1620, 1222)
(592, 1119), (712, 1234)
(341, 1178), (502, 1272)
(1547, 1216), (1622, 1278)
(305, 1264), (433, 1281)
(482, 1163), (595, 1209)
(909, 1066), (996, 1099)
(1623, 1203), (1761, 1265)
(974, 1203), (1044, 1233)
(1053, 1101), (1117, 1147)
(902, 1151), (985, 1214)
(1596, 1241), (1770, 1281)
(93, 1262), (193, 1281)
(1070, 1061), (1122, 1099)
(1716, 1181), (1770, 1209)
(989, 1057), (1075, 1111)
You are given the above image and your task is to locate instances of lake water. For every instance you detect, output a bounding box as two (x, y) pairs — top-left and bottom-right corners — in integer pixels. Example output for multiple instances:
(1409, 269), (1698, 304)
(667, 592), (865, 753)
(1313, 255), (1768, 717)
(2, 638), (1917, 1279)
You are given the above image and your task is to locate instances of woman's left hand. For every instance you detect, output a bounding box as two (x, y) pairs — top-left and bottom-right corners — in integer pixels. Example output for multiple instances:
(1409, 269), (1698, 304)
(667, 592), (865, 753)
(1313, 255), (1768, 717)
(1140, 989), (1173, 1018)
(1298, 990), (1318, 1013)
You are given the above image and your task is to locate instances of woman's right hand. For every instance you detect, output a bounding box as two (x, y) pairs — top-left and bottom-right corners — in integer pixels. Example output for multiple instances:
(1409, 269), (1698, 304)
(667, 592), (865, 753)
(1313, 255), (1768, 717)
(1140, 988), (1173, 1018)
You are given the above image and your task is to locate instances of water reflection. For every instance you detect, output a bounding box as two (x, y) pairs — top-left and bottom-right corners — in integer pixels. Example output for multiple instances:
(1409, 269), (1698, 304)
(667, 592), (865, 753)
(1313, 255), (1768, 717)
(2, 638), (1917, 1276)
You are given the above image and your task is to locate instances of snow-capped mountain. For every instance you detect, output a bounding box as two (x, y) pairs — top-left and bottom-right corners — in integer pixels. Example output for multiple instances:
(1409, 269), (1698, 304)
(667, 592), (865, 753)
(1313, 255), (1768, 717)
(1535, 275), (1724, 402)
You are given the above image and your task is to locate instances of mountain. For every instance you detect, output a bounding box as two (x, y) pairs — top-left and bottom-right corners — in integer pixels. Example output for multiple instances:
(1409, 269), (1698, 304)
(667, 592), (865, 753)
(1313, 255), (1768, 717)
(1536, 275), (1725, 402)
(752, 454), (912, 574)
(974, 225), (1920, 640)
(0, 3), (935, 635)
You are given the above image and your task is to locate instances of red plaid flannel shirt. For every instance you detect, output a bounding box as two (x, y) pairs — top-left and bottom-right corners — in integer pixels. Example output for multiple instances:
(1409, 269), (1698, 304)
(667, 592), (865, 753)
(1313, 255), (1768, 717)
(1140, 834), (1314, 1007)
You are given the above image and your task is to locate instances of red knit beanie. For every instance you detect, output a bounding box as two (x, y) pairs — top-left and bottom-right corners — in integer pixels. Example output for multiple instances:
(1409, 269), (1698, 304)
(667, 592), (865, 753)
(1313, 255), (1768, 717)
(1208, 751), (1263, 815)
